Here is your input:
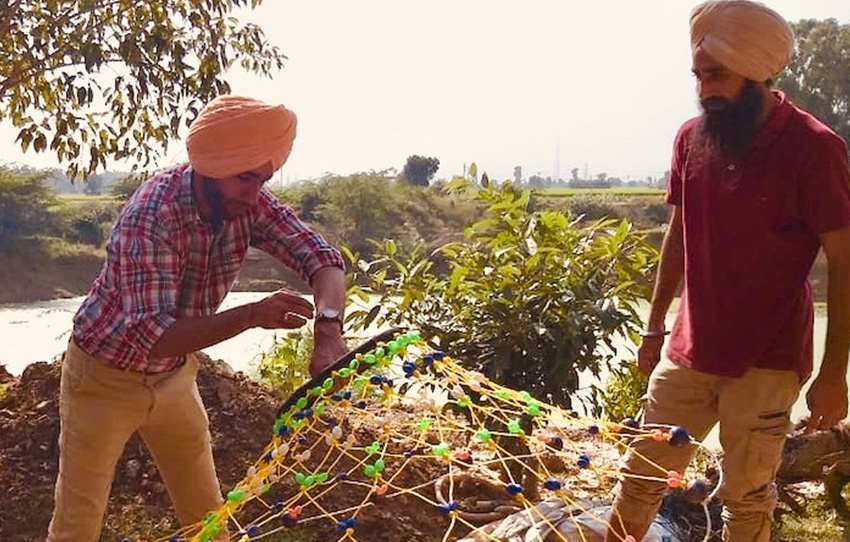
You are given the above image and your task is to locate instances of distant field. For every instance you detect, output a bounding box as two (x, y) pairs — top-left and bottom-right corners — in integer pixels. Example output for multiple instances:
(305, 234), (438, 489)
(57, 193), (117, 203)
(536, 187), (665, 197)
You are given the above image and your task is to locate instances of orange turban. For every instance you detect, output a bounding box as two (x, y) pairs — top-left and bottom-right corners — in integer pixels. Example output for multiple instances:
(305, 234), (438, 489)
(186, 95), (297, 179)
(690, 0), (794, 82)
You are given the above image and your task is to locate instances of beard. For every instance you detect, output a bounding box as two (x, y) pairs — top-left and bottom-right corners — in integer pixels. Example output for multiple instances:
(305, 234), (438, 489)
(200, 179), (250, 226)
(699, 80), (764, 156)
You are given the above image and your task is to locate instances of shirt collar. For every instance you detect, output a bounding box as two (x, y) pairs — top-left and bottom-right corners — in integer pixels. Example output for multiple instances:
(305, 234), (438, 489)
(178, 164), (207, 226)
(750, 90), (794, 151)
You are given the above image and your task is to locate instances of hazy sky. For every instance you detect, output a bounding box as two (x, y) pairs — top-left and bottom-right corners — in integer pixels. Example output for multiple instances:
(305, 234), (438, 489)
(1, 1), (847, 183)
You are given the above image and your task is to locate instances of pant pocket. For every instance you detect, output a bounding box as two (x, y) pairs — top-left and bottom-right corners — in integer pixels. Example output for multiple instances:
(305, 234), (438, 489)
(743, 429), (786, 496)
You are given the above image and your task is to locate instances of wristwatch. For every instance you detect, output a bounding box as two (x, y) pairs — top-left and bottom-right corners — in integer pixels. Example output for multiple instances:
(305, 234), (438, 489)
(316, 307), (343, 332)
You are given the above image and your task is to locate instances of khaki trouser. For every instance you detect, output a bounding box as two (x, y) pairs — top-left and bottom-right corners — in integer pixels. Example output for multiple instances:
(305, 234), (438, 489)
(47, 340), (224, 541)
(612, 358), (801, 542)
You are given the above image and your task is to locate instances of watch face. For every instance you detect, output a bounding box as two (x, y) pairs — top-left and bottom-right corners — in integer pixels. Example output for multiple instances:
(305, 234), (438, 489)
(318, 308), (340, 319)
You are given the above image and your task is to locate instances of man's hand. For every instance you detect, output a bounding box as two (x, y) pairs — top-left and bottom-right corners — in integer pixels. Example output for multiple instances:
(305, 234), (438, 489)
(310, 321), (347, 377)
(805, 366), (849, 433)
(251, 289), (315, 330)
(637, 336), (665, 375)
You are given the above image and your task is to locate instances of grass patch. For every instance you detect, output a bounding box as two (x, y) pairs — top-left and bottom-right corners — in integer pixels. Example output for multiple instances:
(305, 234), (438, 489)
(57, 193), (118, 203)
(535, 187), (665, 197)
(775, 488), (845, 541)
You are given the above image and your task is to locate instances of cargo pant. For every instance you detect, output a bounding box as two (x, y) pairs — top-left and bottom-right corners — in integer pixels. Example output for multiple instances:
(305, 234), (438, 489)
(46, 340), (224, 541)
(611, 358), (801, 542)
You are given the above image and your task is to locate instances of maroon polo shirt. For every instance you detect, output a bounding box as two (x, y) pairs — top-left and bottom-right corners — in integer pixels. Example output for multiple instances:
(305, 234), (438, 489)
(666, 92), (850, 379)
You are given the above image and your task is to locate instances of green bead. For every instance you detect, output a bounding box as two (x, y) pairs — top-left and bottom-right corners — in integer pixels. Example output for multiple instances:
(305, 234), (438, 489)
(458, 396), (471, 408)
(200, 532), (212, 542)
(323, 378), (334, 390)
(338, 368), (352, 378)
(520, 391), (532, 403)
(409, 332), (421, 342)
(261, 484), (271, 494)
(226, 489), (246, 503)
(508, 420), (522, 434)
(316, 472), (329, 483)
(417, 418), (431, 432)
(315, 403), (325, 416)
(292, 419), (305, 430)
(310, 386), (323, 397)
(375, 347), (386, 358)
(353, 377), (367, 388)
(527, 403), (540, 416)
(296, 397), (308, 409)
(387, 340), (400, 353)
(365, 441), (380, 456)
(349, 359), (359, 370)
(374, 459), (385, 472)
(364, 354), (377, 365)
(304, 475), (316, 487)
(432, 443), (450, 457)
(295, 472), (306, 486)
(364, 465), (377, 478)
(476, 428), (492, 442)
(496, 390), (511, 400)
(204, 512), (216, 525)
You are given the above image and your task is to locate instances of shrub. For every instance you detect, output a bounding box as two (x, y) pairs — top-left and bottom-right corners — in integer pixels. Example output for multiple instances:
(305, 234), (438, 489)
(255, 331), (314, 399)
(0, 168), (60, 252)
(345, 178), (657, 408)
(600, 360), (648, 422)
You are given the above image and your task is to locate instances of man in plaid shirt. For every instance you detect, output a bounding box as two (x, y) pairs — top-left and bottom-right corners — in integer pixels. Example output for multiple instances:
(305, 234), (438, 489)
(48, 96), (347, 541)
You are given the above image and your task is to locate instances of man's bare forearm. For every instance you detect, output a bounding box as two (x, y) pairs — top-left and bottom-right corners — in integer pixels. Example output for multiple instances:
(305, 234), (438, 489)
(646, 206), (685, 331)
(822, 260), (850, 378)
(149, 304), (256, 359)
(311, 266), (346, 315)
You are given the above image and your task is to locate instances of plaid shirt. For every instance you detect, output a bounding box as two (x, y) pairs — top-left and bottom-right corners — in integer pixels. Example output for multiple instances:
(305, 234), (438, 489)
(73, 164), (344, 373)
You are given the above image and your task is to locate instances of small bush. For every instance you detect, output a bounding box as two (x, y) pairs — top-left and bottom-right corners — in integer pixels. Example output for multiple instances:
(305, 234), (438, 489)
(600, 360), (648, 422)
(255, 330), (313, 399)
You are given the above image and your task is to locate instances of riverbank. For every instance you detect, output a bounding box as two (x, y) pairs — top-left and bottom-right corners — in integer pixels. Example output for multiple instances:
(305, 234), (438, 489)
(0, 241), (309, 305)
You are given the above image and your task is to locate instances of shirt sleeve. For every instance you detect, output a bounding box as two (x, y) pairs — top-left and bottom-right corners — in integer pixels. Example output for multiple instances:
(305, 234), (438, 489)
(666, 122), (692, 206)
(117, 207), (180, 359)
(800, 133), (850, 235)
(250, 187), (345, 283)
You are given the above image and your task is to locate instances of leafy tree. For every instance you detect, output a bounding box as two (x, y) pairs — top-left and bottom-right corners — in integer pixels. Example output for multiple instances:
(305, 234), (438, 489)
(0, 1), (286, 178)
(0, 167), (58, 251)
(401, 155), (440, 186)
(345, 178), (657, 408)
(776, 19), (850, 156)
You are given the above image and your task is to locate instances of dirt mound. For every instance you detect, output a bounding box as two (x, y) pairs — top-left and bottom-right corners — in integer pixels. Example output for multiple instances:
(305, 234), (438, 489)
(0, 353), (279, 541)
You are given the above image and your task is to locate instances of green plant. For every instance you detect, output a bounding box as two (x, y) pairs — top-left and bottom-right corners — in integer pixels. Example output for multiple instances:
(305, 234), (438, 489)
(345, 178), (657, 408)
(255, 330), (314, 399)
(0, 167), (59, 252)
(600, 360), (648, 422)
(110, 175), (144, 201)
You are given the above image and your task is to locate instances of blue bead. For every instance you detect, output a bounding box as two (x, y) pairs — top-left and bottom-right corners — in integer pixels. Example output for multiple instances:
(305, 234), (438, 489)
(669, 426), (690, 447)
(337, 517), (357, 530)
(505, 483), (523, 495)
(247, 525), (261, 536)
(331, 393), (343, 402)
(370, 375), (383, 385)
(543, 479), (562, 491)
(356, 400), (368, 409)
(403, 450), (414, 458)
(433, 351), (445, 360)
(272, 501), (284, 513)
(293, 411), (305, 420)
(569, 410), (579, 418)
(264, 453), (273, 462)
(588, 425), (599, 435)
(577, 454), (591, 469)
(334, 472), (348, 482)
(438, 501), (459, 513)
(342, 390), (353, 400)
(548, 436), (564, 450)
(422, 354), (434, 366)
(403, 361), (417, 375)
(303, 408), (313, 418)
(277, 425), (289, 436)
(622, 417), (639, 429)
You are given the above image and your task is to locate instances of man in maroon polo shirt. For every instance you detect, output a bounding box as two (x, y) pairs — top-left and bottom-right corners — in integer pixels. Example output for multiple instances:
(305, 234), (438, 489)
(606, 2), (850, 541)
